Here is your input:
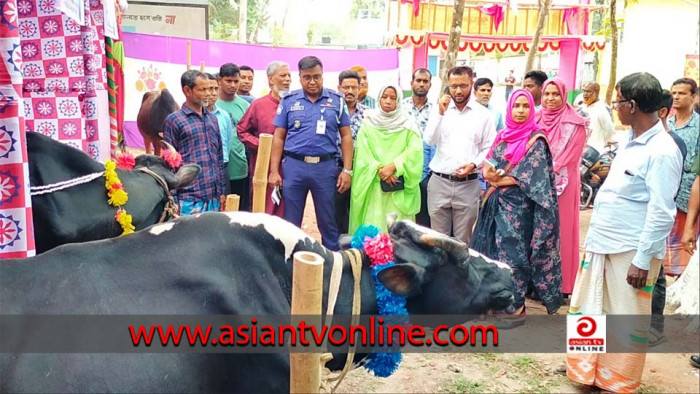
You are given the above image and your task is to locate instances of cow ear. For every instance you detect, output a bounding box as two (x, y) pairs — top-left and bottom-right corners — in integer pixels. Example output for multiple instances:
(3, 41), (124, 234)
(377, 263), (424, 297)
(172, 164), (201, 189)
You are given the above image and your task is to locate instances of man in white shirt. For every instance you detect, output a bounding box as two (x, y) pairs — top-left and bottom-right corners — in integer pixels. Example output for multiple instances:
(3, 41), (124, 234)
(566, 72), (682, 393)
(423, 66), (496, 244)
(579, 82), (615, 153)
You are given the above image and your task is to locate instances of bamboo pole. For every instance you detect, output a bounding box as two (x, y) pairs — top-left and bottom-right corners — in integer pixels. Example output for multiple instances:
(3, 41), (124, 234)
(186, 40), (191, 70)
(290, 251), (324, 394)
(225, 194), (240, 211)
(252, 133), (273, 213)
(200, 61), (206, 73)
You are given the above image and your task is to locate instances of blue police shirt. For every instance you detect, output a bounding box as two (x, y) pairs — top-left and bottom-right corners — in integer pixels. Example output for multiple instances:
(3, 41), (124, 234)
(273, 88), (351, 156)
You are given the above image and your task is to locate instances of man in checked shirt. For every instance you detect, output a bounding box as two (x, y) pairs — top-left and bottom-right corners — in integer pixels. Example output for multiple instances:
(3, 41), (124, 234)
(164, 70), (228, 215)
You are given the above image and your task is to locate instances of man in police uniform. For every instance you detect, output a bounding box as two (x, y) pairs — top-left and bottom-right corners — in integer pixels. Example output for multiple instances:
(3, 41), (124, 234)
(269, 56), (353, 251)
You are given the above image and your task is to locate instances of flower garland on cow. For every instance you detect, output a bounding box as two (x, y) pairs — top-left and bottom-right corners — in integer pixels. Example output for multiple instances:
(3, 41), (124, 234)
(104, 159), (134, 235)
(351, 224), (408, 378)
(106, 150), (183, 235)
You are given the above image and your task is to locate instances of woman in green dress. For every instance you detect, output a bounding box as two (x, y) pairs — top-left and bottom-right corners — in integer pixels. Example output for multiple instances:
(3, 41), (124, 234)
(349, 85), (424, 233)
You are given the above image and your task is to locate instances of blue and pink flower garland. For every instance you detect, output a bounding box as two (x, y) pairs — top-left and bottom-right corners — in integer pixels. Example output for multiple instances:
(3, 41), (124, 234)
(350, 225), (408, 378)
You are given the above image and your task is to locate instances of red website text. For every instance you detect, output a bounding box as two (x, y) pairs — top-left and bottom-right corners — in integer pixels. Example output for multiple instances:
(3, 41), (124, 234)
(129, 317), (499, 348)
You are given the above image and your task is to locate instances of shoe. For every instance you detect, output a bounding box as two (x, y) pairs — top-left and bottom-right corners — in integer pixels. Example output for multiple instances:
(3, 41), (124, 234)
(691, 355), (700, 369)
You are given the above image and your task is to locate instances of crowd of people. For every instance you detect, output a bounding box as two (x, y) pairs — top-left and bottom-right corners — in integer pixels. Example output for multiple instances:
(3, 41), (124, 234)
(161, 58), (699, 392)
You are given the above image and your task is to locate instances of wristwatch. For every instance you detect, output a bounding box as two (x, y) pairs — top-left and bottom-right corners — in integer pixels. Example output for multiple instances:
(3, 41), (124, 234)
(342, 168), (353, 176)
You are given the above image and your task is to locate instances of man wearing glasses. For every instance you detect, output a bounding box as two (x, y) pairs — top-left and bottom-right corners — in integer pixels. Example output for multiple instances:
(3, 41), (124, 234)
(567, 72), (683, 392)
(423, 66), (496, 244)
(269, 56), (353, 251)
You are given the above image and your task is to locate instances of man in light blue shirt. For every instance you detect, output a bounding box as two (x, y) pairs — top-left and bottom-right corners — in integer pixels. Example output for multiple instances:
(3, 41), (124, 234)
(567, 73), (682, 392)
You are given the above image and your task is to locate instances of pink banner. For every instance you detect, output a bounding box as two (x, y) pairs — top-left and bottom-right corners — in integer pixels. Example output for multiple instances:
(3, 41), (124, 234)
(122, 33), (399, 72)
(1, 0), (35, 258)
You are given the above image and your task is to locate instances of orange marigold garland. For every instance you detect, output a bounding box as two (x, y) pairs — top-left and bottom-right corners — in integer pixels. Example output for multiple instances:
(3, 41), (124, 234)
(104, 159), (134, 235)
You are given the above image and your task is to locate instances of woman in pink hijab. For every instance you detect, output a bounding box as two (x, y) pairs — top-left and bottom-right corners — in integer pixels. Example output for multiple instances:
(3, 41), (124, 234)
(471, 89), (561, 318)
(535, 78), (588, 295)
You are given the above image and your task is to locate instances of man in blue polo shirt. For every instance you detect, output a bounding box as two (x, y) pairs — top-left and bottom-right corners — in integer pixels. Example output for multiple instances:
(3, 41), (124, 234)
(269, 56), (353, 250)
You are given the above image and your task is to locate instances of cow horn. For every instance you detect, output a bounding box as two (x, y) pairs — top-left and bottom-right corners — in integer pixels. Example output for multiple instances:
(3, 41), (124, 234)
(161, 140), (177, 154)
(419, 233), (467, 256)
(386, 212), (398, 229)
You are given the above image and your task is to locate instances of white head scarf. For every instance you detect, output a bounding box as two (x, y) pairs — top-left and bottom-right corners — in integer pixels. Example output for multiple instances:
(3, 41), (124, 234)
(363, 85), (420, 135)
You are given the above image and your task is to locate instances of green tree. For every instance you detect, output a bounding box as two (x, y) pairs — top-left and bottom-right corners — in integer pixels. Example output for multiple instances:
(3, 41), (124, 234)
(246, 0), (270, 43)
(209, 0), (236, 40)
(351, 0), (385, 19)
(208, 0), (270, 43)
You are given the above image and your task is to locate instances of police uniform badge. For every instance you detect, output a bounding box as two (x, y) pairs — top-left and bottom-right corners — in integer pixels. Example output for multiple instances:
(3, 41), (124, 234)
(294, 119), (301, 129)
(276, 103), (282, 115)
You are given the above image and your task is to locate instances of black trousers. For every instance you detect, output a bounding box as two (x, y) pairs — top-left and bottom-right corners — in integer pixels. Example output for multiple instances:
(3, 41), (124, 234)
(415, 175), (431, 227)
(651, 265), (666, 333)
(334, 187), (351, 235)
(230, 176), (251, 212)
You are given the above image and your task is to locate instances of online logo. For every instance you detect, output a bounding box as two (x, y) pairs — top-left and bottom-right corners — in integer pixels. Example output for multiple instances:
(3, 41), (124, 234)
(567, 315), (606, 353)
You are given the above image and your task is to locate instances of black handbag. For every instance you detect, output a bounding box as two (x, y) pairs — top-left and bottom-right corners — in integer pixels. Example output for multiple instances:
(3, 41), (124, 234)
(380, 176), (405, 192)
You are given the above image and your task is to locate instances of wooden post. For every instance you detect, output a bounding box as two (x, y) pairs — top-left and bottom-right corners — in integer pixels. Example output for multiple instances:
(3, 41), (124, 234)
(252, 133), (273, 213)
(290, 251), (324, 394)
(186, 40), (191, 70)
(200, 61), (206, 73)
(225, 194), (240, 211)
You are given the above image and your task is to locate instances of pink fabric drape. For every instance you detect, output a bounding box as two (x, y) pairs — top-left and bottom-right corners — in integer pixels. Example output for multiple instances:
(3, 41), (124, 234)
(479, 5), (506, 32)
(401, 0), (421, 17)
(563, 8), (590, 36)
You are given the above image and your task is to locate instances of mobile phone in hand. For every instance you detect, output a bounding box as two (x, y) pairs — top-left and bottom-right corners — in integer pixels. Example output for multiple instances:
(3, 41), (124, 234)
(272, 186), (282, 205)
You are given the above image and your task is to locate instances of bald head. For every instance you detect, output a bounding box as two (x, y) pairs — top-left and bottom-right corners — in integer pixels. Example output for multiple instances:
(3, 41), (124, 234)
(583, 82), (600, 105)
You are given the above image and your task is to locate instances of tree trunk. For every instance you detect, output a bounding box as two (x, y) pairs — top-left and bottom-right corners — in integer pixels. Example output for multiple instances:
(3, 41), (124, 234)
(605, 0), (618, 105)
(238, 0), (248, 43)
(441, 0), (466, 92)
(524, 0), (552, 73)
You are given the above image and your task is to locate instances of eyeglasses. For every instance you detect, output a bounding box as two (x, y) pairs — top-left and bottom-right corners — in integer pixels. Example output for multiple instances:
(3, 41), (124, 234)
(612, 99), (632, 109)
(301, 75), (323, 82)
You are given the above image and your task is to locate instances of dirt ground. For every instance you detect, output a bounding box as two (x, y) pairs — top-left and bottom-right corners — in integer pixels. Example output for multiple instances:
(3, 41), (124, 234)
(299, 196), (700, 393)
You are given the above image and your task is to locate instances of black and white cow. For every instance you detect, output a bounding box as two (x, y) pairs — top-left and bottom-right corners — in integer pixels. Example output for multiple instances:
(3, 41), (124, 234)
(27, 131), (200, 253)
(0, 212), (515, 393)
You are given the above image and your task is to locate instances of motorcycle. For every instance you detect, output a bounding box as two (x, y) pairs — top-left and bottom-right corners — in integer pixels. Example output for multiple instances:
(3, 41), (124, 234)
(580, 142), (618, 208)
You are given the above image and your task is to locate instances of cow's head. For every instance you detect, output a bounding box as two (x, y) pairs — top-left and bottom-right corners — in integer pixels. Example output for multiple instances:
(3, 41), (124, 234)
(377, 218), (516, 316)
(133, 154), (200, 191)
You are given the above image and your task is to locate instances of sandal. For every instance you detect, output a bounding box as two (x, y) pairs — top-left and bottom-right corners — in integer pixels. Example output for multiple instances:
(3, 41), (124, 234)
(647, 327), (667, 347)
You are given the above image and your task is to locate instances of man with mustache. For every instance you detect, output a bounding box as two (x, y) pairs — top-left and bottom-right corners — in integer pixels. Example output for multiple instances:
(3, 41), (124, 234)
(579, 82), (615, 154)
(423, 66), (496, 244)
(269, 56), (353, 251)
(237, 61), (292, 216)
(350, 65), (376, 109)
(238, 65), (255, 104)
(403, 68), (435, 227)
(334, 70), (368, 233)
